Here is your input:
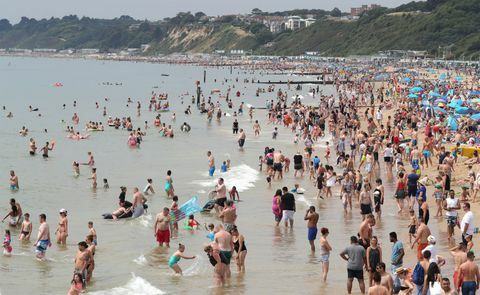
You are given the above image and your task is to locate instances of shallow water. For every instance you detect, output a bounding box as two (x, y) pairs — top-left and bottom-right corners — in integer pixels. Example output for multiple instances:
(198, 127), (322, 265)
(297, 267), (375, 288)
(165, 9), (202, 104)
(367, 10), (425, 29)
(0, 57), (452, 294)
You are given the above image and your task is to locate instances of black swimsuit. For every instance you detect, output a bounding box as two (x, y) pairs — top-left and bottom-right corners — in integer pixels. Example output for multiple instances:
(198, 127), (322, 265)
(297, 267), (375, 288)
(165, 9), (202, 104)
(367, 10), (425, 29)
(208, 252), (228, 266)
(233, 239), (247, 253)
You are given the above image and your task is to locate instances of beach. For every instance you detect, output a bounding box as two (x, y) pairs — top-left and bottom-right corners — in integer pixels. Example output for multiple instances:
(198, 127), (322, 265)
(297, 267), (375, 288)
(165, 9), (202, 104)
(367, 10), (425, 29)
(0, 55), (479, 295)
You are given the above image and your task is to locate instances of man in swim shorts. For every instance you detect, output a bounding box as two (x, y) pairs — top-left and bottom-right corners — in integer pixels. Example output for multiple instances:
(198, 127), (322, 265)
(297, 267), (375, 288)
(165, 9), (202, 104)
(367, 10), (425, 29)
(132, 187), (145, 218)
(457, 251), (480, 294)
(214, 178), (227, 213)
(304, 206), (319, 252)
(34, 214), (51, 260)
(9, 170), (19, 191)
(214, 224), (233, 278)
(238, 129), (246, 148)
(219, 200), (236, 232)
(207, 151), (215, 177)
(154, 208), (172, 247)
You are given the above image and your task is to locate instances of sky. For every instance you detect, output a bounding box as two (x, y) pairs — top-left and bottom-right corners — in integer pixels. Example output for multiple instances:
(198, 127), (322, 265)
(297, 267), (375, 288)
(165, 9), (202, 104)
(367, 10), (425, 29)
(3, 0), (414, 23)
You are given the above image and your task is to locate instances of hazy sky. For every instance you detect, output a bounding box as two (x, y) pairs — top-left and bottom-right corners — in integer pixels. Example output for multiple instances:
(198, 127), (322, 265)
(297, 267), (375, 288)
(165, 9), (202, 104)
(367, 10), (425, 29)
(3, 0), (413, 23)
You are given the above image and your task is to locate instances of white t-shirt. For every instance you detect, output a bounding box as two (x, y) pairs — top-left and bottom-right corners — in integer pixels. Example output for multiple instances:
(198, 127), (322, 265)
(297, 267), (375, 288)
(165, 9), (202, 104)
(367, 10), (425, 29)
(445, 198), (459, 217)
(422, 244), (438, 263)
(461, 211), (475, 235)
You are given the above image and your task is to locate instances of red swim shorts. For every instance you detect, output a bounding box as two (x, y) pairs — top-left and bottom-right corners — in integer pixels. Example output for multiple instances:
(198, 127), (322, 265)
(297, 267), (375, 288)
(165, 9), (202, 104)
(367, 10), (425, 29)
(156, 229), (170, 244)
(417, 243), (428, 260)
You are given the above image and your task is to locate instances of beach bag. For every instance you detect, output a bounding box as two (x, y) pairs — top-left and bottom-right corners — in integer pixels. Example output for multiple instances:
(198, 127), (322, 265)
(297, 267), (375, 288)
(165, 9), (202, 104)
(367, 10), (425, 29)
(411, 262), (424, 286)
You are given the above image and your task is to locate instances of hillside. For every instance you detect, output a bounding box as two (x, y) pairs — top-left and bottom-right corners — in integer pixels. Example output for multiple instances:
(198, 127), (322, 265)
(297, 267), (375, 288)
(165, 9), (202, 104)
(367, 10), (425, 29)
(0, 0), (478, 58)
(261, 0), (480, 58)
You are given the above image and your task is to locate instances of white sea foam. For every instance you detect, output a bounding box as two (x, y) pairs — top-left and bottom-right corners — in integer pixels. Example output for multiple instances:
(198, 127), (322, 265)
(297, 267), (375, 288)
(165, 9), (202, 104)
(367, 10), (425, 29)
(296, 194), (312, 207)
(133, 254), (148, 266)
(89, 274), (164, 295)
(197, 189), (206, 194)
(137, 214), (152, 228)
(182, 254), (205, 276)
(192, 164), (259, 193)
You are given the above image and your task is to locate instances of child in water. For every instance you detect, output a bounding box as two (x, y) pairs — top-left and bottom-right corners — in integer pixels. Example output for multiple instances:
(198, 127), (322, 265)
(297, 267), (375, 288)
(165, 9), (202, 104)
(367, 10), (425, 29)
(187, 215), (200, 229)
(258, 156), (263, 171)
(67, 273), (84, 295)
(229, 186), (240, 201)
(3, 229), (12, 256)
(168, 243), (196, 275)
(103, 178), (109, 189)
(205, 223), (215, 241)
(72, 161), (80, 177)
(272, 127), (278, 139)
(221, 161), (228, 173)
(171, 196), (179, 230)
(408, 209), (417, 244)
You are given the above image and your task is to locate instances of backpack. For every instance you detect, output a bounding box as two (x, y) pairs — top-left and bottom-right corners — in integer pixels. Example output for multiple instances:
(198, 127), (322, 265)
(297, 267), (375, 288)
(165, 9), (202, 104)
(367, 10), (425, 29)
(412, 262), (424, 286)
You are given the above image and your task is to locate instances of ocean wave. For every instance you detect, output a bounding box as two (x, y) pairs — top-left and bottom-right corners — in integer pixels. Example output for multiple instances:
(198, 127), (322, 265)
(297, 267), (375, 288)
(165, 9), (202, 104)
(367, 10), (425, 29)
(137, 214), (153, 228)
(192, 164), (258, 193)
(89, 274), (164, 295)
(133, 254), (148, 266)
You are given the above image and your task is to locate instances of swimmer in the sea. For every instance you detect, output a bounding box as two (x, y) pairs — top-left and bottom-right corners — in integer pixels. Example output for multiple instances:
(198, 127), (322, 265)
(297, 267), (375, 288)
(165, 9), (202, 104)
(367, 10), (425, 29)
(40, 142), (54, 158)
(29, 138), (37, 155)
(19, 213), (32, 241)
(88, 168), (97, 189)
(168, 243), (196, 275)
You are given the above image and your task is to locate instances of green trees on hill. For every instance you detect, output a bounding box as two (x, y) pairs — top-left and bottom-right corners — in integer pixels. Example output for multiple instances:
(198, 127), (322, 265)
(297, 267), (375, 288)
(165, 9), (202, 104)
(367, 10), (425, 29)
(0, 0), (478, 58)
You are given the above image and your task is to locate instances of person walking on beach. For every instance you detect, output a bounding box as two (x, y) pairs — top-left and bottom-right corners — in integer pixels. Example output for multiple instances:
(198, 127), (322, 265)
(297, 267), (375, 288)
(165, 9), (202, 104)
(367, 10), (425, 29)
(389, 232), (404, 292)
(460, 202), (475, 246)
(154, 207), (172, 247)
(411, 216), (431, 260)
(457, 251), (479, 294)
(444, 189), (460, 242)
(207, 151), (215, 177)
(238, 128), (246, 149)
(280, 186), (295, 228)
(165, 170), (174, 198)
(304, 206), (319, 252)
(340, 236), (366, 294)
(34, 214), (51, 260)
(9, 170), (19, 191)
(319, 227), (332, 282)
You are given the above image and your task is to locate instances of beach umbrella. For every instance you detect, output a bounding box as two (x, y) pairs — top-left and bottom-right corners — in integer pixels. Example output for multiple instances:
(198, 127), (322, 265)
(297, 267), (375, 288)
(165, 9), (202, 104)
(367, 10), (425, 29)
(447, 99), (463, 108)
(455, 107), (477, 115)
(429, 92), (441, 97)
(410, 86), (423, 93)
(447, 115), (458, 131)
(407, 94), (418, 99)
(434, 99), (446, 104)
(455, 76), (464, 82)
(471, 113), (480, 121)
(439, 73), (447, 80)
(470, 91), (480, 96)
(403, 77), (411, 83)
(433, 107), (447, 114)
